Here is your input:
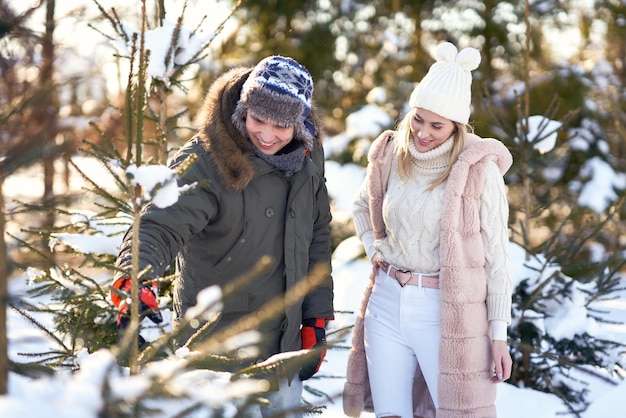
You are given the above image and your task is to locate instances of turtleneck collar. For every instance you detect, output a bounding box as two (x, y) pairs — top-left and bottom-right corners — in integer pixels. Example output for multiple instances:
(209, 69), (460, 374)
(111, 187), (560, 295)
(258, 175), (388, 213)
(408, 135), (454, 173)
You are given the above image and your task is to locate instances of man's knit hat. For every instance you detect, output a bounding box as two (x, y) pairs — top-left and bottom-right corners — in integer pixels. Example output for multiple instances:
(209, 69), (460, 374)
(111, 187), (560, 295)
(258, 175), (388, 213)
(232, 55), (315, 149)
(409, 42), (481, 124)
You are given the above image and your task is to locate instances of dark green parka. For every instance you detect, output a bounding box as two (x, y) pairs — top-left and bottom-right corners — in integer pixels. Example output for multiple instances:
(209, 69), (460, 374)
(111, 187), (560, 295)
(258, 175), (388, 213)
(115, 66), (334, 360)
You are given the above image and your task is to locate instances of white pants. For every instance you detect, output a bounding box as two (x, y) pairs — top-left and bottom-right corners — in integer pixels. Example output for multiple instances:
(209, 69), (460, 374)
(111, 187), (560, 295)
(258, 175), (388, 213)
(364, 269), (441, 418)
(258, 376), (303, 418)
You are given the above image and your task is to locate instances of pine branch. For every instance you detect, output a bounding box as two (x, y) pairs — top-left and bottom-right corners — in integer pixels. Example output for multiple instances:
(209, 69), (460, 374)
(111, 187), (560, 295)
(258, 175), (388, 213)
(91, 0), (129, 43)
(8, 359), (55, 378)
(192, 262), (330, 356)
(9, 303), (71, 355)
(6, 232), (58, 271)
(79, 128), (126, 163)
(134, 1), (148, 167)
(163, 1), (186, 72)
(170, 0), (243, 71)
(66, 155), (130, 213)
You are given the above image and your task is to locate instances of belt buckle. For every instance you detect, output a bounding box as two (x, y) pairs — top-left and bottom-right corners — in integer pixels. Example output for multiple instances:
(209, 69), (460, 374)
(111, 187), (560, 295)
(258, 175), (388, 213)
(395, 269), (412, 287)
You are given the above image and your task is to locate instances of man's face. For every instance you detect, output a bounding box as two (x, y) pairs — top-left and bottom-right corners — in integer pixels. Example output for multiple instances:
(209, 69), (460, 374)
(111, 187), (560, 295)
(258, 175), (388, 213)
(245, 109), (295, 155)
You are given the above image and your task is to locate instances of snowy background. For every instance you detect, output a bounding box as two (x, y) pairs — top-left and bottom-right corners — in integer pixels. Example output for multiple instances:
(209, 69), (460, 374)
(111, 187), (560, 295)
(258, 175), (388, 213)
(2, 0), (625, 416)
(2, 105), (626, 417)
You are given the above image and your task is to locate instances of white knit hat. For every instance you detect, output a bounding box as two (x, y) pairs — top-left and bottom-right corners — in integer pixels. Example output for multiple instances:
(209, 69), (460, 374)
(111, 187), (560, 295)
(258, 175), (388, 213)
(409, 42), (481, 124)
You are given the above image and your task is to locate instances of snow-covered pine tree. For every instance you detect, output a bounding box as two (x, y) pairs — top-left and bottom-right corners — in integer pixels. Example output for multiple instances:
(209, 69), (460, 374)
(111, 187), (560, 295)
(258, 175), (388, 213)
(0, 0), (79, 393)
(496, 104), (626, 415)
(482, 6), (626, 411)
(8, 1), (335, 416)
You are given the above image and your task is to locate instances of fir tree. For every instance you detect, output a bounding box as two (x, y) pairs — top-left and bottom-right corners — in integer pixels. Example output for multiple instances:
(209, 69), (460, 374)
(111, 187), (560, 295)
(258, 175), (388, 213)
(9, 0), (338, 415)
(481, 2), (626, 415)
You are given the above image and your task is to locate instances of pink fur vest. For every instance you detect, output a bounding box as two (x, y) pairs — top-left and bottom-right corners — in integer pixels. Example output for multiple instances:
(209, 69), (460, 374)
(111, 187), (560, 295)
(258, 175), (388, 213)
(343, 131), (512, 417)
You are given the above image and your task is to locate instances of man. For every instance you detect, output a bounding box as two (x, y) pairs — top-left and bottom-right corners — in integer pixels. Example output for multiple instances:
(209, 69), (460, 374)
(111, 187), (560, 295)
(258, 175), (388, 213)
(112, 56), (334, 417)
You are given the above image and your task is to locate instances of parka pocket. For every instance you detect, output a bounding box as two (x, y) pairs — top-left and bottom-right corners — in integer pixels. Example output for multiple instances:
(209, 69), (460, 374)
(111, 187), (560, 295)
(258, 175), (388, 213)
(212, 231), (248, 272)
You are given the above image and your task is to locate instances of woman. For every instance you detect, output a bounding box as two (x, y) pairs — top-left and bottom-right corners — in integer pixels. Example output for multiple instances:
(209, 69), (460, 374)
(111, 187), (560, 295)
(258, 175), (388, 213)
(343, 42), (513, 418)
(112, 56), (334, 418)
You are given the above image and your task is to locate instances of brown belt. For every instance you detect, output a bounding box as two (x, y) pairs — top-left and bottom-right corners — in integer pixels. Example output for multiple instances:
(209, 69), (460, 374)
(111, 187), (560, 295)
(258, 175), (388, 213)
(379, 261), (439, 289)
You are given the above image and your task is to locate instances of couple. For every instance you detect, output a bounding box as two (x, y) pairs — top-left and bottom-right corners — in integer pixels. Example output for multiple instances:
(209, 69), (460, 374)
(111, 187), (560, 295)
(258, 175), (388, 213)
(112, 42), (512, 418)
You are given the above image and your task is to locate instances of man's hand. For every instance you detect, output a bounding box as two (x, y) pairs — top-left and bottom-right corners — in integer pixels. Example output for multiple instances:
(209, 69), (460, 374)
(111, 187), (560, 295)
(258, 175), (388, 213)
(111, 277), (163, 345)
(492, 340), (512, 382)
(299, 318), (327, 381)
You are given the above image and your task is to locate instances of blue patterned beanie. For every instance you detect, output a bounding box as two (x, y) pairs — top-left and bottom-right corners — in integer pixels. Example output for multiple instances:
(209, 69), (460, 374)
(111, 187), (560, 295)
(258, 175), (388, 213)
(232, 56), (316, 149)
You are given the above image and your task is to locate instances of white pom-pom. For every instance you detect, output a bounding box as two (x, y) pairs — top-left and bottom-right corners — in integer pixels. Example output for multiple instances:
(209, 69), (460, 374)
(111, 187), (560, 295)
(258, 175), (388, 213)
(435, 42), (458, 63)
(457, 47), (481, 71)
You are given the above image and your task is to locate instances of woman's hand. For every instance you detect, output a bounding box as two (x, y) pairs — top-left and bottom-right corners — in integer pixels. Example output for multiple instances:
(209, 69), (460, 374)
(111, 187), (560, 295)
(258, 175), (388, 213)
(371, 252), (381, 271)
(491, 340), (512, 383)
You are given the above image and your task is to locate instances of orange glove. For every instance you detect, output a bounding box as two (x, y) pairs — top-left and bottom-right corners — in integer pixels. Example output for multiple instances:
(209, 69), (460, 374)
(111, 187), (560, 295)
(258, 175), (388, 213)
(111, 277), (162, 345)
(299, 318), (327, 380)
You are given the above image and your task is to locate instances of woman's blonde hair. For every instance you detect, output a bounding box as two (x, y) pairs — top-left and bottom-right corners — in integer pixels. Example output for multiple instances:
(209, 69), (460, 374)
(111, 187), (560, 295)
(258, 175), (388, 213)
(393, 108), (471, 191)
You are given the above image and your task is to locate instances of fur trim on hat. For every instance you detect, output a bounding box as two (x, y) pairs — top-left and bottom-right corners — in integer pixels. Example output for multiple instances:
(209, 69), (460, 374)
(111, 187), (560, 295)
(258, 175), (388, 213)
(231, 100), (315, 150)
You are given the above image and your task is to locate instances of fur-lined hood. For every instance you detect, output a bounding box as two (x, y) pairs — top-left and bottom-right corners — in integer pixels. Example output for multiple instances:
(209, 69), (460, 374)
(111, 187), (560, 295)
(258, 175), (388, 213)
(195, 67), (324, 191)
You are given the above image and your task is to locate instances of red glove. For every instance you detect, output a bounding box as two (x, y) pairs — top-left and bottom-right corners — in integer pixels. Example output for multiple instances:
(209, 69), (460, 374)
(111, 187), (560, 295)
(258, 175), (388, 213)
(111, 277), (162, 345)
(299, 318), (327, 381)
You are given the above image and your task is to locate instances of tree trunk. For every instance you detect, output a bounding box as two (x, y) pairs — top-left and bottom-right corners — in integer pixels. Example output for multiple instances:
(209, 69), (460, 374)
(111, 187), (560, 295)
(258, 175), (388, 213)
(0, 176), (8, 395)
(39, 0), (57, 258)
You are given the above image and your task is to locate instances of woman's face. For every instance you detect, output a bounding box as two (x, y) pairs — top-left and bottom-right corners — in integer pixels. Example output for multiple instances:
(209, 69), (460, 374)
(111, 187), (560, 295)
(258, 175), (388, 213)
(410, 107), (456, 153)
(245, 109), (295, 155)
